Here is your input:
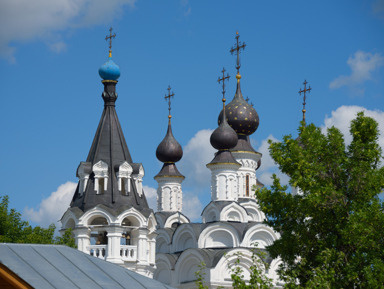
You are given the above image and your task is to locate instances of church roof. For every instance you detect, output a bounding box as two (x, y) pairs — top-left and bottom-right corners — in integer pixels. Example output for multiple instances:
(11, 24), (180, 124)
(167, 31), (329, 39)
(70, 67), (151, 216)
(0, 243), (174, 289)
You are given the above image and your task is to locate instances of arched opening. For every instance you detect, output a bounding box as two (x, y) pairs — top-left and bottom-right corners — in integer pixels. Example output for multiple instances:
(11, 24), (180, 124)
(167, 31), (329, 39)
(121, 216), (140, 227)
(90, 217), (108, 226)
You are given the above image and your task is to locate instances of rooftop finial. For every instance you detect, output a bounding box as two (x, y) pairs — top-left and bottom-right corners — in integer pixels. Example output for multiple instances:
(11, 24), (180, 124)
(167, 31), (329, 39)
(165, 86), (175, 123)
(230, 31), (246, 82)
(105, 27), (116, 58)
(218, 67), (230, 111)
(299, 80), (312, 123)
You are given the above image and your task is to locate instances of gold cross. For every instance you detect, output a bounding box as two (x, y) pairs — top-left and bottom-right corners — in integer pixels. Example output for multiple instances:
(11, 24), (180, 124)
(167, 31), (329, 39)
(299, 80), (312, 123)
(105, 27), (116, 57)
(218, 67), (230, 110)
(165, 86), (175, 121)
(230, 31), (246, 75)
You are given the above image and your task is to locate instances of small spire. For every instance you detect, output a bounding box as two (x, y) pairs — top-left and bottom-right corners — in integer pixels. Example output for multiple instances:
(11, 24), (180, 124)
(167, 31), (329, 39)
(165, 86), (175, 124)
(105, 27), (116, 58)
(230, 31), (246, 81)
(217, 67), (230, 111)
(298, 80), (312, 123)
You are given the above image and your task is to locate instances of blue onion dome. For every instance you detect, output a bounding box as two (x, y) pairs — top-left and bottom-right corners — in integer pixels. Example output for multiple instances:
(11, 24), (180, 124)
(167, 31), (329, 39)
(99, 57), (120, 81)
(156, 122), (183, 163)
(210, 109), (238, 150)
(218, 75), (259, 135)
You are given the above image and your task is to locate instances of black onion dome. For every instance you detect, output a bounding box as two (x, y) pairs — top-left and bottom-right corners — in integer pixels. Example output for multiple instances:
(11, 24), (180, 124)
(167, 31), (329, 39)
(156, 122), (183, 163)
(218, 80), (259, 135)
(210, 109), (238, 150)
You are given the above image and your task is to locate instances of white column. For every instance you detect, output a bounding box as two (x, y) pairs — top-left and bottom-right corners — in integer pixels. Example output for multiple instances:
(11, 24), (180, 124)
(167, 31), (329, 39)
(132, 228), (149, 264)
(148, 232), (157, 265)
(74, 227), (91, 254)
(106, 226), (124, 264)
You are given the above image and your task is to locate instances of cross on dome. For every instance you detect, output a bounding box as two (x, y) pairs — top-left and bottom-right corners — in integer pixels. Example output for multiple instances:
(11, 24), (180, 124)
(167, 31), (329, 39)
(218, 67), (230, 109)
(299, 80), (312, 123)
(165, 85), (175, 122)
(230, 31), (246, 78)
(105, 27), (116, 58)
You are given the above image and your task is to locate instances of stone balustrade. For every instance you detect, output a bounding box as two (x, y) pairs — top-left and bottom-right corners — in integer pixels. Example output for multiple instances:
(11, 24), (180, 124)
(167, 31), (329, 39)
(87, 245), (137, 262)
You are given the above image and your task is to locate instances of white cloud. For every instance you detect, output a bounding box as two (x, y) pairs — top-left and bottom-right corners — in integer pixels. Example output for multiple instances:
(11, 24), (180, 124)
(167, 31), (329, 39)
(182, 193), (202, 222)
(322, 105), (384, 151)
(179, 129), (215, 188)
(329, 51), (384, 92)
(143, 185), (157, 212)
(0, 0), (136, 61)
(23, 181), (77, 227)
(255, 134), (290, 187)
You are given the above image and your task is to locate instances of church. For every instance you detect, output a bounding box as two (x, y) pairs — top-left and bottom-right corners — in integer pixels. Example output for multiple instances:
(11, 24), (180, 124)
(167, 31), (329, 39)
(60, 30), (283, 288)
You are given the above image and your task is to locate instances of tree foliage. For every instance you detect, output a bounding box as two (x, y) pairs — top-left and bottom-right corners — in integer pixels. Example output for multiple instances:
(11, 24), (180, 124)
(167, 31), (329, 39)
(0, 195), (75, 247)
(256, 112), (384, 288)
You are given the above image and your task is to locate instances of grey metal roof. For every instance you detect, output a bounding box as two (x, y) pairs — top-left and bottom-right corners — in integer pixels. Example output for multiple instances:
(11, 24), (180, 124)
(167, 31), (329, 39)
(0, 243), (174, 289)
(70, 81), (152, 216)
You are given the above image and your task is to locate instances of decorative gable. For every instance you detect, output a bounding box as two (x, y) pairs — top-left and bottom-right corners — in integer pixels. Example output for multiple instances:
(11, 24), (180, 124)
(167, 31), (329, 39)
(116, 161), (133, 195)
(93, 160), (108, 194)
(77, 162), (92, 196)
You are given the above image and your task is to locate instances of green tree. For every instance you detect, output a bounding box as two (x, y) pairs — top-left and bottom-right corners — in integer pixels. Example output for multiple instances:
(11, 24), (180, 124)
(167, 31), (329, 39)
(0, 195), (76, 247)
(256, 112), (384, 288)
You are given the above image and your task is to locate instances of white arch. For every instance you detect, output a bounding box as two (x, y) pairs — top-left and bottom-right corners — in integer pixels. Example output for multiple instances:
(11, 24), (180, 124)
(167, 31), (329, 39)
(198, 223), (240, 249)
(171, 225), (198, 252)
(241, 224), (279, 248)
(78, 206), (114, 226)
(116, 207), (147, 227)
(211, 248), (266, 283)
(61, 209), (79, 229)
(220, 203), (248, 222)
(163, 213), (189, 229)
(201, 202), (220, 223)
(174, 250), (206, 284)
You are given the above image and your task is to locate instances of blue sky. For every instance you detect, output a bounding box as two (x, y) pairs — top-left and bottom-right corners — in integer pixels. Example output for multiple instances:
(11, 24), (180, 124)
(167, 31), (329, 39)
(1, 0), (383, 227)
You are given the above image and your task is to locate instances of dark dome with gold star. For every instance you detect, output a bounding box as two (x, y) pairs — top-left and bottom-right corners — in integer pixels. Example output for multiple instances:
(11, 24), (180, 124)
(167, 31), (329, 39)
(218, 74), (259, 136)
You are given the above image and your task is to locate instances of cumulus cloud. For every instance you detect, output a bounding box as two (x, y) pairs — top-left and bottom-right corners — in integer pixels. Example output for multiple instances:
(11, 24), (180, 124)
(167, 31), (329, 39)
(329, 51), (384, 93)
(178, 129), (215, 188)
(23, 181), (77, 227)
(143, 185), (157, 212)
(322, 105), (384, 151)
(0, 0), (136, 61)
(182, 193), (202, 222)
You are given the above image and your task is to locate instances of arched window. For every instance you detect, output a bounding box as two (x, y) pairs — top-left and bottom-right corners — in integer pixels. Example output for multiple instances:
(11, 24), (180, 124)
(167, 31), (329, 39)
(245, 175), (250, 197)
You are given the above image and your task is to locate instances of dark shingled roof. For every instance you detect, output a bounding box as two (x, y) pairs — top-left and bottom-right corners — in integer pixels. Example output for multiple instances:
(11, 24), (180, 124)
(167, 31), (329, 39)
(0, 243), (174, 289)
(154, 163), (185, 179)
(206, 150), (241, 167)
(70, 81), (151, 215)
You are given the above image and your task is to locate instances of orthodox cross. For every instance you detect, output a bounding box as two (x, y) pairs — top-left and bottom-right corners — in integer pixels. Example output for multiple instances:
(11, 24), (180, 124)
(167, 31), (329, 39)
(298, 80), (312, 123)
(218, 67), (230, 109)
(230, 31), (246, 75)
(105, 27), (116, 57)
(165, 85), (175, 121)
